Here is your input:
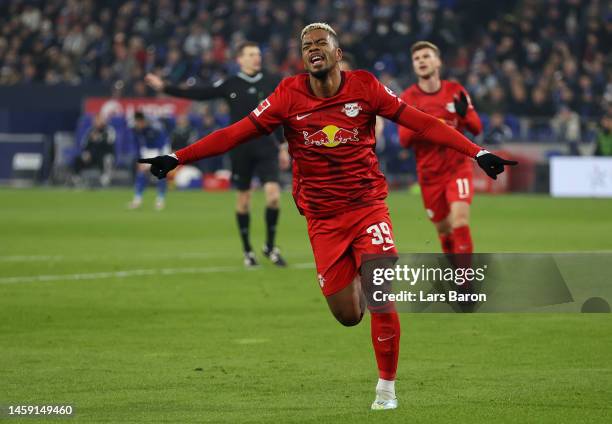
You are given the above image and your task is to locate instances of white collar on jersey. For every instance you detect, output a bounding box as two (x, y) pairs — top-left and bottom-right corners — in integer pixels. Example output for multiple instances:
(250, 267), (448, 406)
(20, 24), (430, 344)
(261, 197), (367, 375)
(237, 71), (263, 83)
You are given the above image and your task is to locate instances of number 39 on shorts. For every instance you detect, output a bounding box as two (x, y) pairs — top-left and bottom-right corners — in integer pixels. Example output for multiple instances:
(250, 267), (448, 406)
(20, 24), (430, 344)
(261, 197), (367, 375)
(366, 222), (394, 245)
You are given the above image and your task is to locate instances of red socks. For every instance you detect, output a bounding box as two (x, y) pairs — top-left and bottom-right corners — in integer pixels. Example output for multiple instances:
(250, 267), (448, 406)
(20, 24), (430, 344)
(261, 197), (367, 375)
(370, 309), (400, 380)
(438, 233), (454, 253)
(451, 225), (473, 254)
(439, 226), (473, 254)
(450, 225), (473, 278)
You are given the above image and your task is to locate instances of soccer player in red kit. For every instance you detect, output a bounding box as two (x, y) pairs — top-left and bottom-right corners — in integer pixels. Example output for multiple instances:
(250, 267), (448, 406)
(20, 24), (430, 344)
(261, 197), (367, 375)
(399, 41), (483, 255)
(139, 24), (516, 410)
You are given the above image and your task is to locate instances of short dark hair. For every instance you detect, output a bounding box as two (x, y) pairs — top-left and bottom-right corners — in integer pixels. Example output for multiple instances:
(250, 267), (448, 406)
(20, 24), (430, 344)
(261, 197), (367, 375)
(301, 23), (339, 48)
(134, 111), (145, 121)
(236, 41), (259, 57)
(410, 41), (440, 57)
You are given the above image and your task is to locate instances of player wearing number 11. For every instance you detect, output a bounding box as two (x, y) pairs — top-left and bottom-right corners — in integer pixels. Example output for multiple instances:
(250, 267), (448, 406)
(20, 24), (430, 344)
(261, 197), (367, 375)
(399, 41), (485, 256)
(138, 23), (517, 410)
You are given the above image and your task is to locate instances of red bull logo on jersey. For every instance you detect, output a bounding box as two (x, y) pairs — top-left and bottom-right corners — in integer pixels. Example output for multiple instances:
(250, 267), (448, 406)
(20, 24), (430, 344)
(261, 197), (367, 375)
(303, 125), (359, 147)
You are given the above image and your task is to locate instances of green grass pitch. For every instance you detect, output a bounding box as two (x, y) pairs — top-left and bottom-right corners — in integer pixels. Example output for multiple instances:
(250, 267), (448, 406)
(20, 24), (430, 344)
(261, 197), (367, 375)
(1, 188), (611, 423)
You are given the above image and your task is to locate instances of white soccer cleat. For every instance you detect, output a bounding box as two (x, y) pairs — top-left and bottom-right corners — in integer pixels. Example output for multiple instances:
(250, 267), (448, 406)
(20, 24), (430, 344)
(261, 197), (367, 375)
(371, 379), (397, 410)
(128, 198), (142, 210)
(371, 397), (398, 410)
(155, 198), (165, 211)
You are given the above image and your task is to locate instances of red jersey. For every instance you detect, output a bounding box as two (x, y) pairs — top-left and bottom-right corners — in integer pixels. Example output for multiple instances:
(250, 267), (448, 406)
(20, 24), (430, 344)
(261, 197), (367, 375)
(399, 80), (482, 182)
(248, 70), (404, 218)
(175, 71), (482, 219)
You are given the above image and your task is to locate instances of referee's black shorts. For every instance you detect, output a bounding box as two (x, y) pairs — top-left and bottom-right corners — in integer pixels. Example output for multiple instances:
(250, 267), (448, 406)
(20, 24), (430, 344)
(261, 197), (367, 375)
(230, 136), (279, 191)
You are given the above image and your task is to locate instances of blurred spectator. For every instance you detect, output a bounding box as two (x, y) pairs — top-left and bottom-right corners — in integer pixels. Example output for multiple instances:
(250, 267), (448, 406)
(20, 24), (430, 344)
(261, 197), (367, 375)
(479, 85), (508, 115)
(170, 114), (197, 151)
(529, 87), (555, 118)
(576, 75), (600, 120)
(198, 109), (224, 173)
(594, 115), (612, 156)
(507, 77), (528, 115)
(527, 86), (556, 139)
(184, 25), (212, 57)
(552, 105), (582, 153)
(484, 113), (513, 145)
(72, 113), (115, 187)
(201, 109), (220, 138)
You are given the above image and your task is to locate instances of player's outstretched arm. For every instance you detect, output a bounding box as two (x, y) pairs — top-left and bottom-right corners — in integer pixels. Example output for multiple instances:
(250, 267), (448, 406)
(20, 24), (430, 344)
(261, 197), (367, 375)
(394, 105), (517, 179)
(145, 73), (225, 100)
(138, 116), (262, 179)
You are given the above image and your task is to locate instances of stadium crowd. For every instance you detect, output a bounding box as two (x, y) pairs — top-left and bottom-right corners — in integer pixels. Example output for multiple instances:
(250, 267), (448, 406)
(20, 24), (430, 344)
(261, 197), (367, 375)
(0, 0), (610, 142)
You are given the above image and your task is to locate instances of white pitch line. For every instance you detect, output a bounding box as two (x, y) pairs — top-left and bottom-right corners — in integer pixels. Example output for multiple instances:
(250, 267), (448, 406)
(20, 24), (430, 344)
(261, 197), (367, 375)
(0, 255), (65, 262)
(0, 263), (316, 285)
(0, 252), (231, 262)
(0, 266), (238, 284)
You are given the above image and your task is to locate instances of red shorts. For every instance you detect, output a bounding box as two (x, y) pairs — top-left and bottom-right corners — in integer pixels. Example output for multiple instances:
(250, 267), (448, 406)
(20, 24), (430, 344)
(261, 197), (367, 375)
(420, 167), (473, 223)
(306, 203), (398, 297)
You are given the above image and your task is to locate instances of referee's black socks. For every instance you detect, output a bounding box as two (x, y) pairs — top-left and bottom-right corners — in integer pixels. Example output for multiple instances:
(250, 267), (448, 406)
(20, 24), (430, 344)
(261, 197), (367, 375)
(265, 207), (279, 251)
(236, 212), (252, 253)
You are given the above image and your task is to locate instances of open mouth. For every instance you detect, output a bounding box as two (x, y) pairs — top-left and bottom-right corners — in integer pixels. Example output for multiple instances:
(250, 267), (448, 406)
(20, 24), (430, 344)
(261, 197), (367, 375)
(310, 54), (324, 65)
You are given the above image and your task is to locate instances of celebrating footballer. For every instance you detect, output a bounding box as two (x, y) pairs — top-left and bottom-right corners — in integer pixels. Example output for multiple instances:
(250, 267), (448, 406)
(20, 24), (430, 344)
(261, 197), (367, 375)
(139, 23), (517, 410)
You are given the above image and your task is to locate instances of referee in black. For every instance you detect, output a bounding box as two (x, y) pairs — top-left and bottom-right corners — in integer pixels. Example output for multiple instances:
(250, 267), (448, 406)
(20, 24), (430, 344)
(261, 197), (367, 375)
(145, 42), (289, 267)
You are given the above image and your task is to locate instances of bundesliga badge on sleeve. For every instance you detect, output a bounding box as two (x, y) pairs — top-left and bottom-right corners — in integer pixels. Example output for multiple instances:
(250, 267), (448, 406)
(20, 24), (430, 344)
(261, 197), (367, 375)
(342, 102), (362, 117)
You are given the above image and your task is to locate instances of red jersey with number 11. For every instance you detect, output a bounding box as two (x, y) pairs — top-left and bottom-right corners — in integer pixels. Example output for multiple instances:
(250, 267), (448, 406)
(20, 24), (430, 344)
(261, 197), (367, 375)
(399, 81), (482, 183)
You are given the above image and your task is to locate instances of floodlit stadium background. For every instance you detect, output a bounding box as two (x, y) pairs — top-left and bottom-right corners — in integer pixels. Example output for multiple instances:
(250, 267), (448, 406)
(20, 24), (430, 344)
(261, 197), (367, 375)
(0, 0), (610, 188)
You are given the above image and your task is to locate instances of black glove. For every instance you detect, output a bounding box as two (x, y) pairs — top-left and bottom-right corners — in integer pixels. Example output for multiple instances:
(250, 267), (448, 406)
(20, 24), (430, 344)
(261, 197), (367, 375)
(137, 155), (178, 179)
(453, 91), (469, 118)
(476, 150), (518, 180)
